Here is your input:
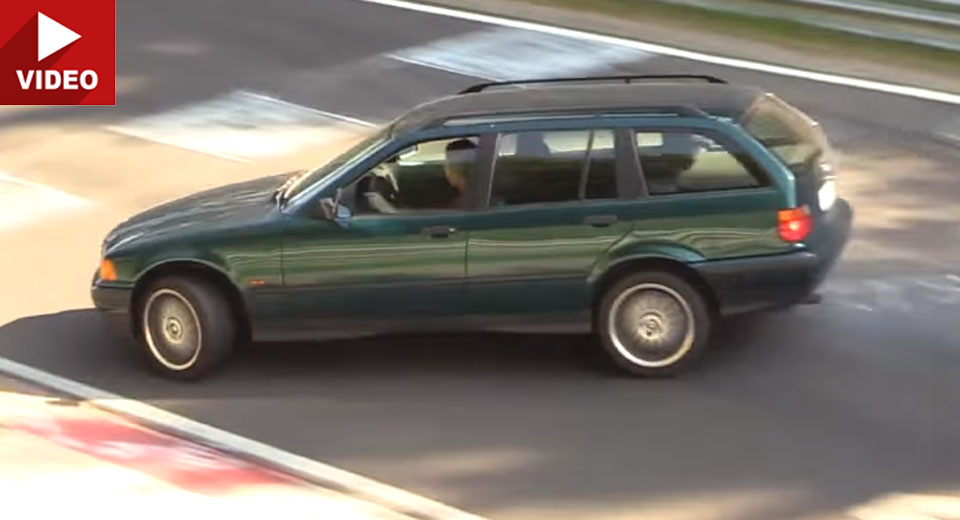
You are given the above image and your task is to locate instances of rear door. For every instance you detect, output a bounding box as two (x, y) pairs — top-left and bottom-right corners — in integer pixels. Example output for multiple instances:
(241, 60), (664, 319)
(463, 126), (638, 320)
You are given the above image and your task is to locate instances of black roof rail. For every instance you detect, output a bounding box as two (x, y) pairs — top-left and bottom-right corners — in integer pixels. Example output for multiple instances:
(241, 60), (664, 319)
(631, 105), (711, 118)
(437, 105), (711, 127)
(458, 75), (728, 94)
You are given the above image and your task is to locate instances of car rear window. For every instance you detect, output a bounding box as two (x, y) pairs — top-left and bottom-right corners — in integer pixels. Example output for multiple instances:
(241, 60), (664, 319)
(741, 96), (832, 179)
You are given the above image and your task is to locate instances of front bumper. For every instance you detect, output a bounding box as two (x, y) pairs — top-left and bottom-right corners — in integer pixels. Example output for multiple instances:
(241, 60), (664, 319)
(91, 271), (134, 340)
(694, 199), (853, 315)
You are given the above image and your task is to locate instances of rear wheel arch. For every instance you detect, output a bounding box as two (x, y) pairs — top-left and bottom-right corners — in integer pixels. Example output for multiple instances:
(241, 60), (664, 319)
(131, 261), (250, 342)
(591, 257), (719, 320)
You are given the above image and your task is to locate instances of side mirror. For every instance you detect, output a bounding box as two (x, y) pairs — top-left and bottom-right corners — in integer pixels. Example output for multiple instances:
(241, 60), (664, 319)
(335, 202), (353, 220)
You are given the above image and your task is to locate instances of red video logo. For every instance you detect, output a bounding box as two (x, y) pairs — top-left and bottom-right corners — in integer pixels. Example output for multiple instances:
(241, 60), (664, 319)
(0, 0), (115, 105)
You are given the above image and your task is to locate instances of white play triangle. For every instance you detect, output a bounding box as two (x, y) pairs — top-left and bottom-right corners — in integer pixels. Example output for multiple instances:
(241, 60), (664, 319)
(37, 12), (81, 62)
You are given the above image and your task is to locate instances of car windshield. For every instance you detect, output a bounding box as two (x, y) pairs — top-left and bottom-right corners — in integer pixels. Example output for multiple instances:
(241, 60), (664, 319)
(280, 126), (391, 203)
(742, 95), (832, 178)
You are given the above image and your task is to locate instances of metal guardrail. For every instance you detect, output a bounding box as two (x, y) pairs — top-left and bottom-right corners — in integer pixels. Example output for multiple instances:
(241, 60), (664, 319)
(784, 0), (960, 29)
(653, 0), (960, 52)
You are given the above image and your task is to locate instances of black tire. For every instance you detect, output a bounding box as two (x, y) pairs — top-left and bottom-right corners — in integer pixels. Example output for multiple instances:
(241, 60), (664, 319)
(136, 276), (236, 380)
(597, 271), (712, 377)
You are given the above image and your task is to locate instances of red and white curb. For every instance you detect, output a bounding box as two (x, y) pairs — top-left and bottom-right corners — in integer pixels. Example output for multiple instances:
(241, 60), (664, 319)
(0, 391), (408, 519)
(0, 357), (486, 520)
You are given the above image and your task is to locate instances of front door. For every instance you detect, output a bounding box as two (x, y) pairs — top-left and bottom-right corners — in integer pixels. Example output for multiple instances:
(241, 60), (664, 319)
(464, 128), (636, 322)
(278, 135), (482, 335)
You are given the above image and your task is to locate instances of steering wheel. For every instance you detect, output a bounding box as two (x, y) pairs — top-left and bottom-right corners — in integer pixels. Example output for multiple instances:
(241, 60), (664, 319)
(356, 162), (401, 214)
(372, 163), (400, 198)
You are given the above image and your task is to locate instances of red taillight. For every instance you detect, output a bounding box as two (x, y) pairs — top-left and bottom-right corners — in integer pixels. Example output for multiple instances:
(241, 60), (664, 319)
(778, 206), (813, 242)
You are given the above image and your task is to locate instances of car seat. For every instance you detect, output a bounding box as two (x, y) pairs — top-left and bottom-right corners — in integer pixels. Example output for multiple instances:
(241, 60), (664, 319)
(516, 132), (551, 158)
(640, 133), (699, 194)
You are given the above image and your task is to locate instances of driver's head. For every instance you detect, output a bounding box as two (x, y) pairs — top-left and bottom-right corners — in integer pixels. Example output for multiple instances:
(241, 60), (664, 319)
(445, 138), (477, 191)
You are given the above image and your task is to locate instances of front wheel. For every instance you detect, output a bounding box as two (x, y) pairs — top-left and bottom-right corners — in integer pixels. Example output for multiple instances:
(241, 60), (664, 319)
(138, 276), (236, 379)
(597, 271), (712, 377)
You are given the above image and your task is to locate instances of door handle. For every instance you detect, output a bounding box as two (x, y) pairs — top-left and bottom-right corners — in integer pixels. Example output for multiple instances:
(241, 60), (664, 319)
(421, 225), (457, 238)
(583, 214), (618, 228)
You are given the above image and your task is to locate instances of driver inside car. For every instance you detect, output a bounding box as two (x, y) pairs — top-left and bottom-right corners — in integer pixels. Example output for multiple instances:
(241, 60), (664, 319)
(357, 137), (479, 214)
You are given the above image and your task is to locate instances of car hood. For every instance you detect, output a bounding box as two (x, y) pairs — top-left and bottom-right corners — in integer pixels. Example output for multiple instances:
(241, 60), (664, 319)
(104, 172), (299, 253)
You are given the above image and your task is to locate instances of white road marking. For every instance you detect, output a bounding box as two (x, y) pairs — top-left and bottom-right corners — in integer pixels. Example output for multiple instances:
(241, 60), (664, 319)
(914, 279), (960, 304)
(834, 300), (875, 313)
(823, 273), (960, 314)
(0, 357), (486, 520)
(936, 117), (960, 146)
(848, 492), (960, 520)
(107, 90), (375, 162)
(0, 172), (92, 233)
(388, 27), (651, 81)
(358, 0), (960, 106)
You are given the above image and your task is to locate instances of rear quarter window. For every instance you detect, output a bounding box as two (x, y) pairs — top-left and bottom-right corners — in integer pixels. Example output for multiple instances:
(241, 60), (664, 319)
(633, 129), (769, 196)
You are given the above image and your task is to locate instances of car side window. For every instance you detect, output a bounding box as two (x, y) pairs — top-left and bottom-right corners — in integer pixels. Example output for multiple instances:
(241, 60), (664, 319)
(348, 136), (479, 215)
(491, 129), (617, 207)
(634, 129), (768, 196)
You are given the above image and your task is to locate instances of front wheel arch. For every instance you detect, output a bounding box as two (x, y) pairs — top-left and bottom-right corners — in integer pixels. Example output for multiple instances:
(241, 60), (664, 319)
(131, 261), (250, 343)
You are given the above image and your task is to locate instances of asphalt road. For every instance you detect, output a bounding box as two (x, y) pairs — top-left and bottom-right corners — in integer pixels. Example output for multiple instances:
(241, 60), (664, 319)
(1, 1), (960, 518)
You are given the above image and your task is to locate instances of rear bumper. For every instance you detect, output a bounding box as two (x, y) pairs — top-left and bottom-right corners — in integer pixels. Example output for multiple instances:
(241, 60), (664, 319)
(694, 199), (852, 315)
(91, 271), (134, 340)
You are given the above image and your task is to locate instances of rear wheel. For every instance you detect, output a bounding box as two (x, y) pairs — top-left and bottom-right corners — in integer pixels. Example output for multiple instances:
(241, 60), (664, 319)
(597, 271), (711, 377)
(138, 276), (236, 379)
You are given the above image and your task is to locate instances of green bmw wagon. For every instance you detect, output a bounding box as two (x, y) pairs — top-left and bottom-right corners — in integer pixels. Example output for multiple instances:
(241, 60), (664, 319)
(92, 75), (852, 379)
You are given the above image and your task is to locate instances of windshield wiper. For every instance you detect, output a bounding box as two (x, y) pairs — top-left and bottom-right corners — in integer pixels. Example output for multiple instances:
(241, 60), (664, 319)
(273, 171), (304, 209)
(273, 170), (310, 209)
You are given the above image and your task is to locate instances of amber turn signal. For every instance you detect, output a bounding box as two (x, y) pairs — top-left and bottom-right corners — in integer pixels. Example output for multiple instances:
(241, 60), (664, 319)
(99, 258), (117, 281)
